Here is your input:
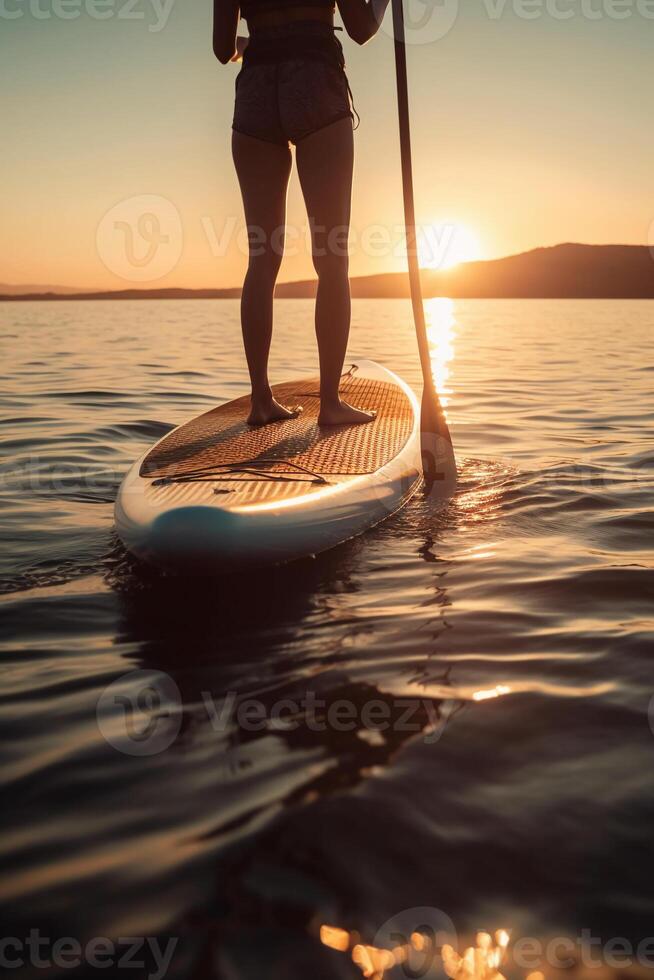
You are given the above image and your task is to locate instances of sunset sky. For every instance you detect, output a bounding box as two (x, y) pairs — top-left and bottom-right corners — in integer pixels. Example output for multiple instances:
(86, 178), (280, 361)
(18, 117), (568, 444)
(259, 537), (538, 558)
(1, 0), (652, 290)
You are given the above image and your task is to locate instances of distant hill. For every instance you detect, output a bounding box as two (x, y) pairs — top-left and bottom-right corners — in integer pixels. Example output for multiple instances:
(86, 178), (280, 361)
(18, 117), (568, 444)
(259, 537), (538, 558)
(282, 244), (654, 299)
(2, 244), (653, 301)
(0, 282), (82, 296)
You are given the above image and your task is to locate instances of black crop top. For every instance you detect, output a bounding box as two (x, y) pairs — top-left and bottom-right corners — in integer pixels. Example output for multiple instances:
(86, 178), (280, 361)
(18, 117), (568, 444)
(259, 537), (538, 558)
(240, 0), (335, 20)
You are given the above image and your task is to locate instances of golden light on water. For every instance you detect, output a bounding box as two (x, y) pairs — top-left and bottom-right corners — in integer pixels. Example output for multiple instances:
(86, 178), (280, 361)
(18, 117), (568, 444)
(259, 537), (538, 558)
(472, 685), (512, 702)
(320, 925), (516, 980)
(320, 925), (350, 952)
(353, 943), (395, 976)
(425, 296), (456, 406)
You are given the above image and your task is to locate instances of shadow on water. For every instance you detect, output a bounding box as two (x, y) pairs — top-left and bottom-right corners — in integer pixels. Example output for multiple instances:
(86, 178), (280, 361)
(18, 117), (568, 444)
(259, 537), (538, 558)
(108, 509), (459, 809)
(98, 455), (654, 980)
(103, 505), (461, 979)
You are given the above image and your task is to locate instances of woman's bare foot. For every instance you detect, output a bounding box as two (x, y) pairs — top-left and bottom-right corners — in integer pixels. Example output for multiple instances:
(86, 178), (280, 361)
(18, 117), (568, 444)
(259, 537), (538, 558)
(247, 397), (302, 427)
(318, 400), (377, 426)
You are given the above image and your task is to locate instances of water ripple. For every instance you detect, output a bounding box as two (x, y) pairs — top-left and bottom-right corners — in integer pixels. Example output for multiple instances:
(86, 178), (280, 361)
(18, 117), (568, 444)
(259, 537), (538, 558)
(1, 298), (653, 973)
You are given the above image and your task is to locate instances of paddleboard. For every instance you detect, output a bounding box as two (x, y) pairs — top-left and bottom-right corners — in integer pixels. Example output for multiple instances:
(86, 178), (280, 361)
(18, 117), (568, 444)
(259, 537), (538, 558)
(114, 359), (422, 571)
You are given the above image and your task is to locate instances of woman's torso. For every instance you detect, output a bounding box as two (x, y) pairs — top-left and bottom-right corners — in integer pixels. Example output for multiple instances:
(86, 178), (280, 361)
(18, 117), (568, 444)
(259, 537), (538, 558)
(242, 0), (335, 28)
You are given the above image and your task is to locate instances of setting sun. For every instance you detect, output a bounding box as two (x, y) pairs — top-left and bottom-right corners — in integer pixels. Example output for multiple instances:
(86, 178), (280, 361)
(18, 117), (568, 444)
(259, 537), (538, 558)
(418, 222), (482, 270)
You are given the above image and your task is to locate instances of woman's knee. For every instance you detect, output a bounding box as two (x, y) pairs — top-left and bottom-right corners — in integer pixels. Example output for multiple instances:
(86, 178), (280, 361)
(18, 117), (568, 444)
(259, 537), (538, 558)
(312, 251), (349, 283)
(310, 220), (350, 280)
(246, 224), (286, 281)
(246, 249), (283, 284)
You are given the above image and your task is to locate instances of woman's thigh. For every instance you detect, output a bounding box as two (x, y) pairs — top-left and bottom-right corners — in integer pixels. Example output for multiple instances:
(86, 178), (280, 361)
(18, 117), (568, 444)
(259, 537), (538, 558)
(232, 130), (293, 260)
(295, 117), (354, 266)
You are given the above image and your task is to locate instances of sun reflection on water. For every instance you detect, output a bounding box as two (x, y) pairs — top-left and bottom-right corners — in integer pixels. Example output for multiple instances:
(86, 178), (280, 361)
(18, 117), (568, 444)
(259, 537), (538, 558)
(320, 924), (544, 980)
(425, 297), (456, 409)
(472, 684), (512, 702)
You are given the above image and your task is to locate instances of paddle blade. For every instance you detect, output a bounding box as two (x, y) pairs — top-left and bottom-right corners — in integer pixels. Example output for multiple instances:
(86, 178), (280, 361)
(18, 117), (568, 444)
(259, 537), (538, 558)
(420, 387), (457, 497)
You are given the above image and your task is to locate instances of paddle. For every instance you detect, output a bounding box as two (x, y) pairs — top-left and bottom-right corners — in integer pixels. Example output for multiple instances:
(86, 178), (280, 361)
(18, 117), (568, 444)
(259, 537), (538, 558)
(390, 0), (458, 495)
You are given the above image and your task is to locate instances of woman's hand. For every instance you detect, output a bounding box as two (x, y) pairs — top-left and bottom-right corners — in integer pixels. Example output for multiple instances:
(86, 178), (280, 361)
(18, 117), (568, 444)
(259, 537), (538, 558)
(337, 0), (390, 44)
(231, 35), (249, 62)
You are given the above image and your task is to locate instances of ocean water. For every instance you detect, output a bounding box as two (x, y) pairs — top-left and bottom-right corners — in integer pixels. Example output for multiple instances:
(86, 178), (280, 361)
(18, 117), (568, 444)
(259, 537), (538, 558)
(1, 298), (653, 979)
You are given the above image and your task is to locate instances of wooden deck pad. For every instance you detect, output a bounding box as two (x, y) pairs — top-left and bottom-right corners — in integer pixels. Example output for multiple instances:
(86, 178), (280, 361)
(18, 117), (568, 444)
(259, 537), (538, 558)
(140, 375), (414, 480)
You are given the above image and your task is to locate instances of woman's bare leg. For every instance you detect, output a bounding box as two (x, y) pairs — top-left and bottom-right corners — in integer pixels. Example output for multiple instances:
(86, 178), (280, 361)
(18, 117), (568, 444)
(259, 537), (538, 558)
(232, 130), (301, 425)
(296, 117), (375, 425)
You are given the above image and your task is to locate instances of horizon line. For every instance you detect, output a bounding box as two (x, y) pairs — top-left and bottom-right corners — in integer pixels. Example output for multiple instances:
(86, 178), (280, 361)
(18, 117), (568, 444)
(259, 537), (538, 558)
(2, 241), (652, 296)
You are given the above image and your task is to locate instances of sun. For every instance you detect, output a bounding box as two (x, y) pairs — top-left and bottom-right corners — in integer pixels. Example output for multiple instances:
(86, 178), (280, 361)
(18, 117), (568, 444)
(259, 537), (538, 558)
(417, 222), (481, 270)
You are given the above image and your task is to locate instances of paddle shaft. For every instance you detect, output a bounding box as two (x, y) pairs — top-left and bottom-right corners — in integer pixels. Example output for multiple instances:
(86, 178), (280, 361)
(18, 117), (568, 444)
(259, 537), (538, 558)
(390, 0), (437, 405)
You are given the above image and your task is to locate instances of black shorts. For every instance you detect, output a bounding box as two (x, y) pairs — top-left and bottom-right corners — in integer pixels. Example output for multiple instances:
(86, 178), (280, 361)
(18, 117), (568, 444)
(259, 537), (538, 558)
(232, 22), (355, 146)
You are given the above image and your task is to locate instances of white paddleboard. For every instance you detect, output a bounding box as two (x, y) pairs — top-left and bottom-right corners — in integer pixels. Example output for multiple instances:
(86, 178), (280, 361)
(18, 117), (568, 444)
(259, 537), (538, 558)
(114, 359), (422, 571)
